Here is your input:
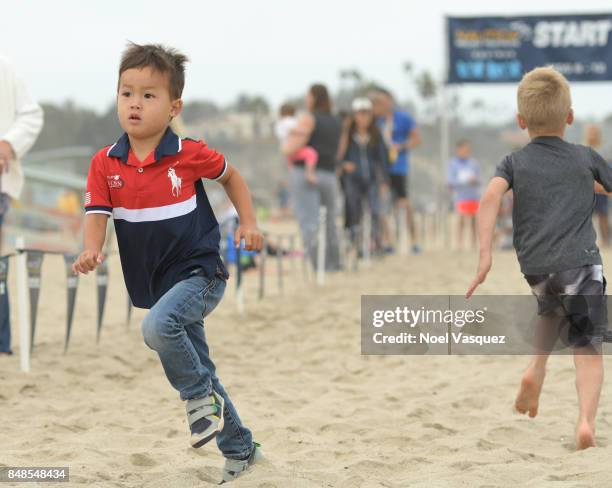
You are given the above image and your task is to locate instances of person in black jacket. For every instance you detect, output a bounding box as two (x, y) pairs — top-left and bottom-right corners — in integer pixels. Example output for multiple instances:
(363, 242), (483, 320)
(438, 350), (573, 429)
(339, 98), (389, 254)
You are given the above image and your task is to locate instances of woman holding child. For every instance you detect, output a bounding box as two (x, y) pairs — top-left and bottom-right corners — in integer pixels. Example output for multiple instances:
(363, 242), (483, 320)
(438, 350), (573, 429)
(283, 84), (342, 271)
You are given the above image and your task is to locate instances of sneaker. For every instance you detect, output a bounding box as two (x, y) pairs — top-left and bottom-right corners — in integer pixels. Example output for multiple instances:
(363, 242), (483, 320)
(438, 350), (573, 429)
(186, 391), (225, 448)
(411, 244), (422, 255)
(219, 442), (263, 484)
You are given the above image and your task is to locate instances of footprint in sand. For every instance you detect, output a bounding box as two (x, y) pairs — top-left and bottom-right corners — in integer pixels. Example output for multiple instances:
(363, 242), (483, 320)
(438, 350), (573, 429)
(423, 422), (458, 435)
(487, 425), (528, 443)
(407, 407), (431, 420)
(451, 397), (490, 410)
(166, 428), (179, 438)
(477, 439), (501, 451)
(129, 453), (157, 467)
(19, 384), (39, 395)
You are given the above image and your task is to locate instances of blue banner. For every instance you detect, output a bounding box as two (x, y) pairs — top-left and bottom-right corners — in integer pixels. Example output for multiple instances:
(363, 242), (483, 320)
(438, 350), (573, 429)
(447, 14), (612, 84)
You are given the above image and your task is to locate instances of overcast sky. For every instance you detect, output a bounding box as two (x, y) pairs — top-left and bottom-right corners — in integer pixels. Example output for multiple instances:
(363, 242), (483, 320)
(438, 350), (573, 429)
(4, 0), (612, 122)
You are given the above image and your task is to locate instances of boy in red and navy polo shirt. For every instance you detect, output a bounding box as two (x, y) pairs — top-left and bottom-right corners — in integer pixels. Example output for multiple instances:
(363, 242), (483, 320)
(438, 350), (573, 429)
(72, 43), (263, 483)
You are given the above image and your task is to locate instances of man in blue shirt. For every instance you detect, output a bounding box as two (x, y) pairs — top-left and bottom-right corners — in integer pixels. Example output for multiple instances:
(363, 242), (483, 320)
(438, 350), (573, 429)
(371, 88), (422, 253)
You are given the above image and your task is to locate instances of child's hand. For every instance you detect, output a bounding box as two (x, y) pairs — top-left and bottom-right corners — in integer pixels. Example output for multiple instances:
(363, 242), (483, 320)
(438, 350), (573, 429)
(342, 162), (356, 174)
(466, 252), (492, 298)
(0, 140), (14, 173)
(305, 168), (318, 185)
(234, 224), (264, 251)
(72, 250), (104, 275)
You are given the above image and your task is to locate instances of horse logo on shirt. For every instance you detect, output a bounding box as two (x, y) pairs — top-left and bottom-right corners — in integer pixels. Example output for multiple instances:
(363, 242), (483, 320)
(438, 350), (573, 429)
(168, 167), (182, 197)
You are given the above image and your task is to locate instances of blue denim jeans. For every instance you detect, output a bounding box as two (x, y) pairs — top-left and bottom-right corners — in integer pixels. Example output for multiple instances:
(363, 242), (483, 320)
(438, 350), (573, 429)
(141, 274), (253, 460)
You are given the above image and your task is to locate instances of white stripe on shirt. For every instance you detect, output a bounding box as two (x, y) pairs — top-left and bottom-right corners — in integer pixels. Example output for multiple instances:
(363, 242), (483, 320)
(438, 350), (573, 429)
(112, 194), (196, 222)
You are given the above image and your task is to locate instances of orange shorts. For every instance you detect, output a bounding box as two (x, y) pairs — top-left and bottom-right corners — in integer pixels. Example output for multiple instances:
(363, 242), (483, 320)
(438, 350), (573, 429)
(456, 200), (479, 215)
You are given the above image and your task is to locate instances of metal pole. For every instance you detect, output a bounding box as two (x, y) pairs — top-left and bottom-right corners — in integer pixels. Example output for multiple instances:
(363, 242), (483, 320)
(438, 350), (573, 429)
(258, 234), (267, 301)
(276, 235), (284, 295)
(236, 239), (244, 314)
(288, 234), (296, 275)
(440, 16), (451, 251)
(362, 201), (372, 267)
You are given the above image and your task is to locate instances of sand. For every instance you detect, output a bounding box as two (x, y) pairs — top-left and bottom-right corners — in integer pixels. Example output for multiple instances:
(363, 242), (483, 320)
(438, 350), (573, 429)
(2, 236), (612, 487)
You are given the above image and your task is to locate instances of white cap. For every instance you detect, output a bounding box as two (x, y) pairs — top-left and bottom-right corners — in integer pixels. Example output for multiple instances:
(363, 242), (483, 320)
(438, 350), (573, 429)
(351, 97), (373, 112)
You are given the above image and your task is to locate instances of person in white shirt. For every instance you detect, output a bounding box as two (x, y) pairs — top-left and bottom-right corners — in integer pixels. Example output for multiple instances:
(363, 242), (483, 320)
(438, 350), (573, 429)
(0, 54), (44, 248)
(0, 54), (43, 355)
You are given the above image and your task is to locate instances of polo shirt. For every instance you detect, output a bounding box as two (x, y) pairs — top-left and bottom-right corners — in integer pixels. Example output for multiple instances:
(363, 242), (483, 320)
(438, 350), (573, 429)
(84, 127), (229, 309)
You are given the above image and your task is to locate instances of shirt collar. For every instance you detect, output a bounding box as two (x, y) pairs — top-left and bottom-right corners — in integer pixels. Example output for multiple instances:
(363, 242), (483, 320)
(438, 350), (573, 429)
(107, 127), (182, 165)
(531, 135), (565, 145)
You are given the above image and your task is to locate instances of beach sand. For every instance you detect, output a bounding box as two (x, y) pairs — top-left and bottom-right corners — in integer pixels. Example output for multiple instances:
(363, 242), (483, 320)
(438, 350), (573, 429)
(2, 237), (612, 487)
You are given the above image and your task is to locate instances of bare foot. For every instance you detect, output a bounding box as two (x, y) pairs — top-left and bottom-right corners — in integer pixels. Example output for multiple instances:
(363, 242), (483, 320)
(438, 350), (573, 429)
(576, 419), (596, 450)
(514, 365), (546, 418)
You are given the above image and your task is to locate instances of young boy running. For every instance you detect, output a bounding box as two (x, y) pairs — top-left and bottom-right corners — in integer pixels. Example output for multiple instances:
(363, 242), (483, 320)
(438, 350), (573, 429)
(72, 43), (263, 482)
(467, 67), (612, 450)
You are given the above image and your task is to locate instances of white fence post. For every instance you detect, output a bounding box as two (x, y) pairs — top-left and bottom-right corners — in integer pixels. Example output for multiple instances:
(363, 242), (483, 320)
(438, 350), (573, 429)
(317, 206), (327, 286)
(362, 202), (371, 268)
(16, 237), (30, 373)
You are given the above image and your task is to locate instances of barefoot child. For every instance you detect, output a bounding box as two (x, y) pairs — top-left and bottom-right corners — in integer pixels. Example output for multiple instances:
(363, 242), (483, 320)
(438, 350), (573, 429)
(466, 67), (612, 450)
(72, 43), (263, 482)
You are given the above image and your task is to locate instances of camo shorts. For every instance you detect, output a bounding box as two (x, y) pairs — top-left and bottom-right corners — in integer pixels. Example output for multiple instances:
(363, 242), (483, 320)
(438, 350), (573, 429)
(524, 264), (608, 348)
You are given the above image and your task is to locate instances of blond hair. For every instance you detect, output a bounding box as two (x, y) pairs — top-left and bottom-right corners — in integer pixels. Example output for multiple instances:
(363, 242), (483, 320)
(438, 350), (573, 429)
(517, 67), (572, 133)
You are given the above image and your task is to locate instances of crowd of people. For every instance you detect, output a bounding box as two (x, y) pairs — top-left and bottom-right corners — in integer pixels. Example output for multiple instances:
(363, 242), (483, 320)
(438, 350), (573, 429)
(275, 83), (422, 269)
(274, 83), (612, 263)
(4, 42), (612, 481)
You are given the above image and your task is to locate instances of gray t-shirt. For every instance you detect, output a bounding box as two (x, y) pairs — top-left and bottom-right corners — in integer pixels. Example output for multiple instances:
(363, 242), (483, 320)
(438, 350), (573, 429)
(495, 136), (612, 275)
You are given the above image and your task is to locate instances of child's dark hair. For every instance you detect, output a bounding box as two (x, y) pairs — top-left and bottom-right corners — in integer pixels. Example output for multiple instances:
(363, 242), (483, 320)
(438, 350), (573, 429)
(119, 42), (188, 99)
(279, 103), (296, 117)
(456, 139), (470, 147)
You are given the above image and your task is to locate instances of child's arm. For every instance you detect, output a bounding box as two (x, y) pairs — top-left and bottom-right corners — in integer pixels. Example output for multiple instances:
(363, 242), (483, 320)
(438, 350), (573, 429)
(466, 176), (509, 298)
(217, 164), (263, 251)
(594, 182), (612, 196)
(72, 214), (108, 274)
